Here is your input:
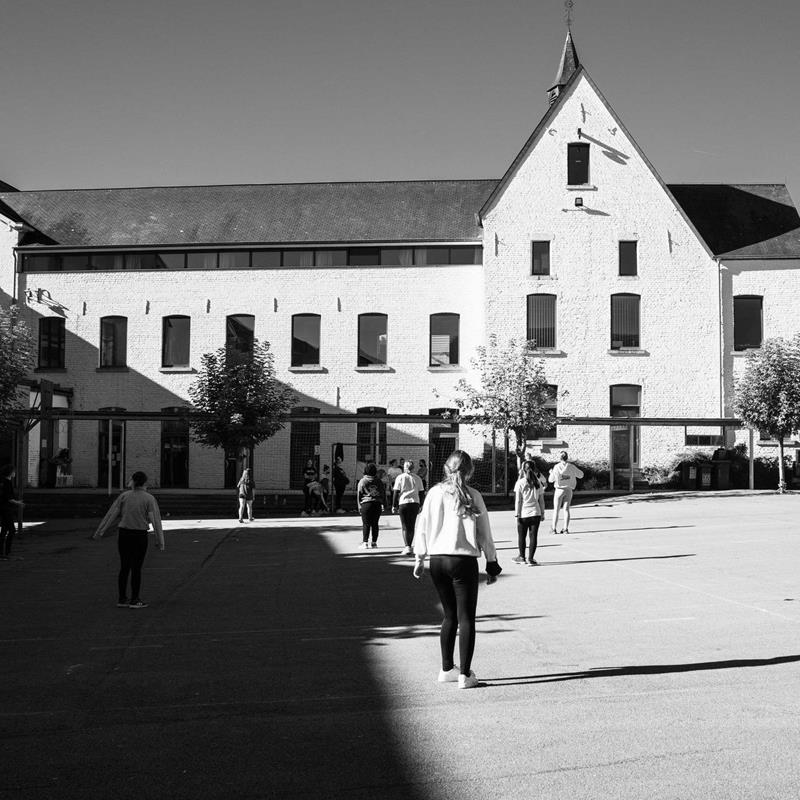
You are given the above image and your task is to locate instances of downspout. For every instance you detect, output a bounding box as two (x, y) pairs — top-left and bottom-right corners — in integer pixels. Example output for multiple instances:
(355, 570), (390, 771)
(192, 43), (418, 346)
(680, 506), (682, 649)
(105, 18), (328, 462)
(716, 257), (723, 418)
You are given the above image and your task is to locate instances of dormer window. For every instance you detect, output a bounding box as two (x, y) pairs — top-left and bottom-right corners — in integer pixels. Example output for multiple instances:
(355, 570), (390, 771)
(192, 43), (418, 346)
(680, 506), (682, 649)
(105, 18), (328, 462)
(567, 142), (590, 185)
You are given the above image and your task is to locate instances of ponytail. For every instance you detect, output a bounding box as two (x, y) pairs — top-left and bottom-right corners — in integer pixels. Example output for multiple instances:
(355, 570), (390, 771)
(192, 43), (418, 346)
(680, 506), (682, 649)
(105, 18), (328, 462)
(440, 450), (480, 518)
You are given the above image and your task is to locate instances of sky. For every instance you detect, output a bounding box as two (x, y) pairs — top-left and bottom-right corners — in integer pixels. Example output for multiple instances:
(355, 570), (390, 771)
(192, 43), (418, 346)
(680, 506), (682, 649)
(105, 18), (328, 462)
(0, 0), (798, 198)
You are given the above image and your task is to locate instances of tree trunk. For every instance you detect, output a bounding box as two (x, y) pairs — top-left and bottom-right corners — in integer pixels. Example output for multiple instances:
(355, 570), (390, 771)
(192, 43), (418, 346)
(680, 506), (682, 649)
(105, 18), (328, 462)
(777, 436), (786, 493)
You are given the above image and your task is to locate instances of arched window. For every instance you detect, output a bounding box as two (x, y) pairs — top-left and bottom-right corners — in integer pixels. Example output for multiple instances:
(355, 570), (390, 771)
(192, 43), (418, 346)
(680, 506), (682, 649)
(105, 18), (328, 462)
(429, 313), (459, 366)
(162, 315), (191, 368)
(226, 314), (255, 358)
(358, 313), (388, 366)
(99, 316), (127, 367)
(526, 294), (556, 349)
(291, 314), (321, 366)
(733, 296), (763, 351)
(610, 294), (640, 349)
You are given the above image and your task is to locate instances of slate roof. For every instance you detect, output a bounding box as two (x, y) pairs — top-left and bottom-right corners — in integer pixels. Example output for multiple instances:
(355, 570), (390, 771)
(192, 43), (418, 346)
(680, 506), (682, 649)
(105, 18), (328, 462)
(668, 184), (800, 258)
(1, 177), (798, 259)
(0, 180), (495, 248)
(550, 29), (580, 91)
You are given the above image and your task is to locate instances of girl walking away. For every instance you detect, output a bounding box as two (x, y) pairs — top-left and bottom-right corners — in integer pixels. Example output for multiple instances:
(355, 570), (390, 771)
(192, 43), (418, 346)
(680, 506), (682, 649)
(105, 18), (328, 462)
(92, 471), (165, 608)
(237, 467), (255, 523)
(356, 462), (384, 548)
(0, 465), (23, 560)
(301, 459), (317, 517)
(392, 460), (425, 556)
(548, 451), (584, 534)
(413, 451), (501, 689)
(513, 461), (543, 565)
(332, 456), (350, 513)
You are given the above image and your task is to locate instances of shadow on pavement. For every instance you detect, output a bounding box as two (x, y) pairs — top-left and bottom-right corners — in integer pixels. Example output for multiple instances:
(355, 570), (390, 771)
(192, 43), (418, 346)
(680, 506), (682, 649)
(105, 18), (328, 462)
(539, 553), (695, 566)
(0, 522), (445, 799)
(484, 654), (800, 685)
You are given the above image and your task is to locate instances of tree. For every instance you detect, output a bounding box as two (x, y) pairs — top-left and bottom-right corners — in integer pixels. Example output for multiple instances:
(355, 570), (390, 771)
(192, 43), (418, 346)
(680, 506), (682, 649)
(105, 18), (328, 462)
(734, 335), (800, 493)
(0, 304), (35, 433)
(188, 340), (295, 467)
(446, 335), (557, 466)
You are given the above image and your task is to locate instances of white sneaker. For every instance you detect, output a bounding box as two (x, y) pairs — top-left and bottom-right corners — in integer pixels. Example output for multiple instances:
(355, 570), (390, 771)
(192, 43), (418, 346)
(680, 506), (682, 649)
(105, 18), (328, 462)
(438, 666), (459, 683)
(360, 541), (370, 549)
(458, 670), (479, 689)
(336, 508), (346, 514)
(401, 546), (412, 556)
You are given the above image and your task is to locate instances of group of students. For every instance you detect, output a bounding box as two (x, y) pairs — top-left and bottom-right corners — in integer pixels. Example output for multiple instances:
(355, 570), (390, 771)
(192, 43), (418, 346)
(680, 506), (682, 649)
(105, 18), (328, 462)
(81, 448), (584, 690)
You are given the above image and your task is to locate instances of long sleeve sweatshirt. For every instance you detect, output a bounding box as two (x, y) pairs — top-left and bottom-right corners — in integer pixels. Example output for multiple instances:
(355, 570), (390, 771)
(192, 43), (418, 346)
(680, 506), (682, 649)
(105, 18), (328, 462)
(514, 479), (542, 518)
(412, 483), (497, 561)
(548, 462), (584, 490)
(94, 488), (165, 546)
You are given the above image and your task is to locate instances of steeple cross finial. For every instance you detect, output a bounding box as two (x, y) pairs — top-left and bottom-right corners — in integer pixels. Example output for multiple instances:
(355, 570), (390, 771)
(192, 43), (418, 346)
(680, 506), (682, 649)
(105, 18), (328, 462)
(564, 0), (574, 30)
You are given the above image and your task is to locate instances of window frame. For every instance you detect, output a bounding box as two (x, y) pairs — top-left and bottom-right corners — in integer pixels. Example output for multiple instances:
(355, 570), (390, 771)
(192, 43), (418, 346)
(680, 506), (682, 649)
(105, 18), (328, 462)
(291, 313), (322, 367)
(99, 315), (128, 368)
(531, 241), (551, 276)
(610, 293), (641, 350)
(618, 241), (638, 276)
(161, 315), (191, 369)
(429, 313), (460, 367)
(38, 317), (66, 369)
(526, 293), (557, 349)
(567, 142), (591, 185)
(226, 314), (256, 360)
(733, 295), (763, 351)
(357, 313), (388, 366)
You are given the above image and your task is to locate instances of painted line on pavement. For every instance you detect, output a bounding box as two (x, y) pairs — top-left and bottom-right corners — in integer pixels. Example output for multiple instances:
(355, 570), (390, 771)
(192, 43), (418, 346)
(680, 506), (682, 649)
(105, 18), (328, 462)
(89, 645), (165, 650)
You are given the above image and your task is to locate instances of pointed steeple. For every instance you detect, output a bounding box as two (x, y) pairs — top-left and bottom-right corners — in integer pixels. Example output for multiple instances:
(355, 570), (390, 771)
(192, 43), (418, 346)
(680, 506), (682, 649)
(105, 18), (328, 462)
(547, 29), (580, 106)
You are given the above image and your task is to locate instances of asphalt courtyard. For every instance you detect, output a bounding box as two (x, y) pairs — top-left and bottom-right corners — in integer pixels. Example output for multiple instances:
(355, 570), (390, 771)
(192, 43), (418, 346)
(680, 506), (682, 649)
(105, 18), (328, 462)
(1, 492), (799, 800)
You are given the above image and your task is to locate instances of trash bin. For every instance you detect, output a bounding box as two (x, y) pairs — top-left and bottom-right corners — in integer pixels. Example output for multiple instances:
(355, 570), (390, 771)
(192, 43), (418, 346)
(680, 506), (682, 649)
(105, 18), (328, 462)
(698, 464), (713, 490)
(681, 463), (698, 489)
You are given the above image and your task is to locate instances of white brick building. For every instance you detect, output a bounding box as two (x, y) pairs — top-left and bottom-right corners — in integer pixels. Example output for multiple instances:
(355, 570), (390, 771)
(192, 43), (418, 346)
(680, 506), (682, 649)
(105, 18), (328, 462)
(1, 31), (799, 491)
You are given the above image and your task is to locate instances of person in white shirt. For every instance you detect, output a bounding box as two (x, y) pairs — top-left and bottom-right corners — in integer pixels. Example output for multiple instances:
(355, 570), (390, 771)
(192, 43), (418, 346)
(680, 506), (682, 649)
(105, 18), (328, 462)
(392, 460), (425, 556)
(548, 451), (584, 534)
(513, 460), (543, 565)
(385, 459), (402, 511)
(412, 451), (501, 690)
(92, 471), (165, 608)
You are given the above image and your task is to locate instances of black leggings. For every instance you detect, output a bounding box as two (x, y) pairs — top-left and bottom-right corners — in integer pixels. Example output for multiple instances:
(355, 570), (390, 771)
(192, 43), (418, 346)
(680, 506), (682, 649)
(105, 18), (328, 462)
(118, 528), (149, 602)
(333, 484), (346, 511)
(1, 511), (15, 557)
(360, 502), (381, 543)
(517, 516), (541, 561)
(398, 502), (420, 547)
(429, 555), (479, 675)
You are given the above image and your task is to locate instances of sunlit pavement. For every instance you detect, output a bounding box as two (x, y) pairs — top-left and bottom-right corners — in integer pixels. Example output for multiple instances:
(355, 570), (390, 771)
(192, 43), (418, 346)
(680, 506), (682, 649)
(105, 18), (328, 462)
(1, 493), (799, 799)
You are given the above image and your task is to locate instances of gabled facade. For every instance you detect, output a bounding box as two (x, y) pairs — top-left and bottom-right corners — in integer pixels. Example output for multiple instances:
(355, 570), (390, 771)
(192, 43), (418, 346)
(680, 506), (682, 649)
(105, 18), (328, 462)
(1, 29), (798, 491)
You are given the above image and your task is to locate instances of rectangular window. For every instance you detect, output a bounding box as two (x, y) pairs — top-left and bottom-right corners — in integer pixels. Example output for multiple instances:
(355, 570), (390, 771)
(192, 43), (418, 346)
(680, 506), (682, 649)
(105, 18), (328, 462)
(38, 317), (65, 368)
(162, 316), (191, 368)
(161, 413), (189, 488)
(22, 254), (62, 272)
(291, 314), (321, 366)
(526, 295), (556, 349)
(282, 250), (314, 267)
(226, 314), (255, 358)
(348, 248), (381, 266)
(99, 316), (127, 367)
(430, 313), (459, 366)
(251, 250), (282, 268)
(155, 253), (185, 269)
(61, 254), (91, 270)
(358, 314), (388, 366)
(125, 253), (158, 270)
(527, 384), (558, 440)
(380, 248), (413, 266)
(414, 247), (450, 266)
(531, 241), (551, 276)
(219, 251), (250, 269)
(567, 142), (590, 185)
(314, 249), (347, 266)
(186, 252), (218, 270)
(733, 296), (763, 350)
(611, 294), (640, 349)
(450, 246), (482, 264)
(91, 253), (125, 270)
(619, 241), (638, 276)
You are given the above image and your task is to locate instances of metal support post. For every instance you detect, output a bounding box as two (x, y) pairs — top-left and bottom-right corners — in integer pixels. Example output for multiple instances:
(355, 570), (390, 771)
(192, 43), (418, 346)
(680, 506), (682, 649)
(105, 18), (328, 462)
(107, 418), (113, 496)
(748, 428), (754, 490)
(628, 424), (635, 493)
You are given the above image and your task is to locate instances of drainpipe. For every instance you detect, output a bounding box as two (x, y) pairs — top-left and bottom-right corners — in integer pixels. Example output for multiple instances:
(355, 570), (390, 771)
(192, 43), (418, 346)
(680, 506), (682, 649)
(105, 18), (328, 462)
(716, 257), (724, 419)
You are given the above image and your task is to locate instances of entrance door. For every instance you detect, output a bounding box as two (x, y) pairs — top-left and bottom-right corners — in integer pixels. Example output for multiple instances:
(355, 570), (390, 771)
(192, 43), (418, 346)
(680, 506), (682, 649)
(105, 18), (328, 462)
(98, 419), (127, 491)
(610, 385), (641, 472)
(429, 408), (458, 486)
(161, 416), (189, 488)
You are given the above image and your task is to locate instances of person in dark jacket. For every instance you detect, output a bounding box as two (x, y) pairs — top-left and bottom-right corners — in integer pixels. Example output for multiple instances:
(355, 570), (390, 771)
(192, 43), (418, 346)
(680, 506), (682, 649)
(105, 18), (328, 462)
(332, 456), (350, 513)
(301, 459), (317, 517)
(356, 462), (384, 549)
(237, 467), (255, 523)
(0, 465), (23, 560)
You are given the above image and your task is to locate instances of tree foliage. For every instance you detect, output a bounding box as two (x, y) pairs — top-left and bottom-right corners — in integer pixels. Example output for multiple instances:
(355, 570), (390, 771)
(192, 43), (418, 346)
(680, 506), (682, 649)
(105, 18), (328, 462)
(447, 335), (556, 463)
(0, 304), (35, 432)
(188, 341), (295, 453)
(733, 335), (800, 492)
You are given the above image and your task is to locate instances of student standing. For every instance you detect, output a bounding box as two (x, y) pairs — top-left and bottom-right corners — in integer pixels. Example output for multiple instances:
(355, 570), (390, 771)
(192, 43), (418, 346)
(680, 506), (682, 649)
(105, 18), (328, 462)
(417, 459), (428, 490)
(385, 460), (402, 511)
(548, 451), (584, 534)
(92, 471), (165, 608)
(332, 456), (350, 513)
(237, 467), (255, 523)
(356, 463), (384, 548)
(528, 458), (548, 519)
(513, 461), (543, 565)
(300, 459), (317, 517)
(412, 451), (501, 689)
(392, 460), (425, 556)
(0, 465), (23, 560)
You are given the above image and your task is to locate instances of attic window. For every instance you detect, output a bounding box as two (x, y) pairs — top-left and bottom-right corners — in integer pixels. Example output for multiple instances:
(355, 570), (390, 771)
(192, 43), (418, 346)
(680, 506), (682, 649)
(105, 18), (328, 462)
(567, 143), (590, 185)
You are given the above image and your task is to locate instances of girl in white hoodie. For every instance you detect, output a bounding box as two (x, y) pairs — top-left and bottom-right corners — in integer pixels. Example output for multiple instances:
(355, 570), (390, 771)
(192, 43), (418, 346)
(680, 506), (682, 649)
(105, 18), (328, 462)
(412, 451), (500, 689)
